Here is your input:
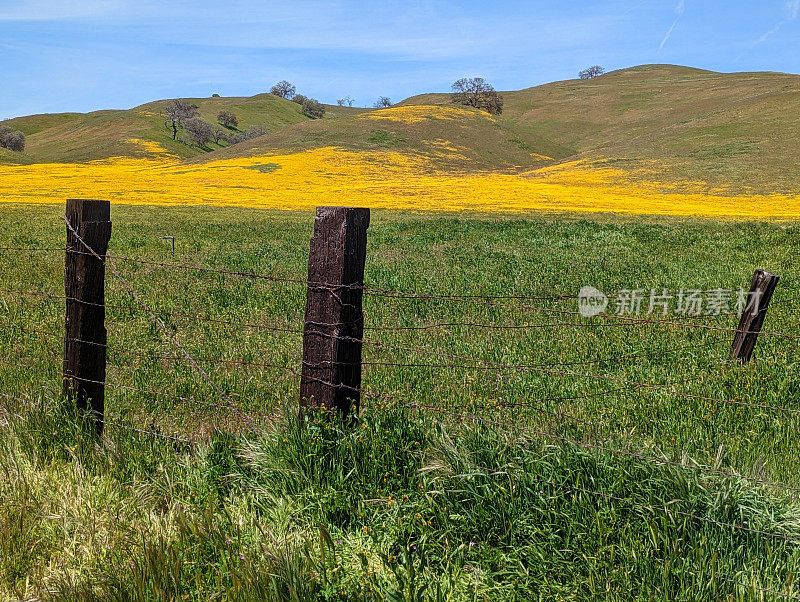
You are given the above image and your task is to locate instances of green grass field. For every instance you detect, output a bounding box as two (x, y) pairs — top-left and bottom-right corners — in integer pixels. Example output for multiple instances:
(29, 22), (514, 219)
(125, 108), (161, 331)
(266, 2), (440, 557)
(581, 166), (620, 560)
(1, 204), (800, 600)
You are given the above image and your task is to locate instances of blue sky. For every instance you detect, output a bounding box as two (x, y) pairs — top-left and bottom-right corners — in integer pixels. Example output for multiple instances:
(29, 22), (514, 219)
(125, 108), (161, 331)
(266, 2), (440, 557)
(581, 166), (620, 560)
(1, 0), (799, 119)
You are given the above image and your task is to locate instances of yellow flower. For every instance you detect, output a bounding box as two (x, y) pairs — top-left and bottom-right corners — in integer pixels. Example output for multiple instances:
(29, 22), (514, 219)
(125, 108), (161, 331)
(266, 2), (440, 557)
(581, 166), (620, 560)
(2, 147), (796, 218)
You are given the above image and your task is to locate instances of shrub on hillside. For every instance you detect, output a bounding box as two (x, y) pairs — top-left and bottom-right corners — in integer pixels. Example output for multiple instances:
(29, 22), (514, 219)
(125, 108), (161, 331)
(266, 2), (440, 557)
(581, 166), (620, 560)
(228, 125), (268, 145)
(270, 80), (296, 99)
(301, 99), (325, 119)
(450, 77), (503, 114)
(291, 94), (308, 105)
(217, 111), (239, 128)
(0, 126), (25, 152)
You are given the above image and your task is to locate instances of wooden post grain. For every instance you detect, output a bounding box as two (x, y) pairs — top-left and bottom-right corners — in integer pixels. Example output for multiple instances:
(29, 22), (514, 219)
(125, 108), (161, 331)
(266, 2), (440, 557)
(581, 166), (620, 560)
(300, 207), (370, 418)
(64, 199), (112, 432)
(729, 268), (779, 364)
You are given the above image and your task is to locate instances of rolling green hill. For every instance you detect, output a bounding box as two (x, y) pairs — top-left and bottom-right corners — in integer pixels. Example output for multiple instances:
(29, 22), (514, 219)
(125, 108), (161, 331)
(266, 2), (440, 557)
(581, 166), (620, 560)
(0, 94), (363, 165)
(402, 65), (800, 192)
(196, 103), (564, 172)
(205, 64), (800, 192)
(3, 65), (800, 194)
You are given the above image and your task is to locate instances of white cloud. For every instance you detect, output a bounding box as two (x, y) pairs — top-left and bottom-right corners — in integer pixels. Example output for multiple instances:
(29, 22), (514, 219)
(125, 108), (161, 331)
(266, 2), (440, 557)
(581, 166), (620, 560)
(752, 0), (800, 46)
(658, 0), (686, 52)
(788, 0), (800, 20)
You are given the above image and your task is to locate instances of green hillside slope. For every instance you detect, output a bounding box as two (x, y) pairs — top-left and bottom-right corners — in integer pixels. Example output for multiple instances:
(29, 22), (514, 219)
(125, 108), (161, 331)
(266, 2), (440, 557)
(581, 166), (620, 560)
(0, 94), (362, 165)
(404, 65), (800, 191)
(3, 65), (799, 194)
(198, 103), (566, 172)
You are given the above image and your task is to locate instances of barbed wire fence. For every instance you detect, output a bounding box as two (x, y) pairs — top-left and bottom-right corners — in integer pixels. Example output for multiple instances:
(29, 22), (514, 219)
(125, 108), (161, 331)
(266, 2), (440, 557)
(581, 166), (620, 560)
(0, 200), (799, 597)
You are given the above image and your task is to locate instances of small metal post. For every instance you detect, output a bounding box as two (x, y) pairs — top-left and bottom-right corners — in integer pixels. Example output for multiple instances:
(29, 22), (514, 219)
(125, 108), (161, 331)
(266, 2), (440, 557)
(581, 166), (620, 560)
(162, 236), (175, 255)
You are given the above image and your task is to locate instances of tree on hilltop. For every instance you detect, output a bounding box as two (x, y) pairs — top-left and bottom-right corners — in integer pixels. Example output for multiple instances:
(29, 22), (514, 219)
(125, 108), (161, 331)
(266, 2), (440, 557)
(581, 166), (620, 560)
(301, 99), (325, 119)
(450, 77), (503, 114)
(271, 80), (296, 99)
(164, 100), (199, 141)
(337, 96), (355, 107)
(373, 96), (392, 108)
(579, 66), (605, 79)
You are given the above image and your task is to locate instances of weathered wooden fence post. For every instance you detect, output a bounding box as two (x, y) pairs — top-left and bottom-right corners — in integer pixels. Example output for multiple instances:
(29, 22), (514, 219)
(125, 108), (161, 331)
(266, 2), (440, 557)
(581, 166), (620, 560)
(729, 268), (779, 364)
(300, 207), (370, 418)
(64, 199), (112, 433)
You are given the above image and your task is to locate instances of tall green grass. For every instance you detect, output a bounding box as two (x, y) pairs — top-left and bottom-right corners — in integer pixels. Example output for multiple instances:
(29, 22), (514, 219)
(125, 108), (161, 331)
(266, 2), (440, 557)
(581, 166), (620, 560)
(1, 204), (799, 599)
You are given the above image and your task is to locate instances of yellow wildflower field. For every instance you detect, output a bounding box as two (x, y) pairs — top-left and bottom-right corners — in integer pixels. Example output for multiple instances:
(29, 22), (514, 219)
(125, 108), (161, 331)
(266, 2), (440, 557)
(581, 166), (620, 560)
(1, 146), (798, 219)
(358, 105), (480, 124)
(124, 139), (177, 157)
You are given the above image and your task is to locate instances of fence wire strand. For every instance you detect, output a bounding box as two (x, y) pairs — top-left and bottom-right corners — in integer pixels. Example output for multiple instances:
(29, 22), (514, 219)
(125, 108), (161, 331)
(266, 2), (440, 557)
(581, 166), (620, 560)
(4, 237), (800, 597)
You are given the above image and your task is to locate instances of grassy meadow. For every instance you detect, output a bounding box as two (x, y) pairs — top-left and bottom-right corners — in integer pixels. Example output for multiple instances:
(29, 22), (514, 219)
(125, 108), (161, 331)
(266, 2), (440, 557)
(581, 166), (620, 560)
(1, 203), (800, 600)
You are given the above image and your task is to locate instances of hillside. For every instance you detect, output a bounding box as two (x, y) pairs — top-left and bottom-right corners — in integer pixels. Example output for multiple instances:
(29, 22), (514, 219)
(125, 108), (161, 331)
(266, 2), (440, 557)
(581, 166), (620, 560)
(402, 65), (800, 192)
(0, 94), (363, 165)
(2, 64), (799, 200)
(199, 104), (564, 172)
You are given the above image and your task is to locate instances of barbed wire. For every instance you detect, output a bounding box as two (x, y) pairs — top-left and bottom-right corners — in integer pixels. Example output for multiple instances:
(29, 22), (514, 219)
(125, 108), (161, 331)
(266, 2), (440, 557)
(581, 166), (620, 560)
(302, 331), (800, 417)
(0, 286), (723, 337)
(6, 247), (793, 327)
(65, 217), (260, 433)
(114, 256), (793, 335)
(55, 325), (722, 374)
(2, 325), (687, 441)
(0, 246), (65, 253)
(8, 312), (798, 423)
(365, 335), (727, 370)
(4, 281), (797, 344)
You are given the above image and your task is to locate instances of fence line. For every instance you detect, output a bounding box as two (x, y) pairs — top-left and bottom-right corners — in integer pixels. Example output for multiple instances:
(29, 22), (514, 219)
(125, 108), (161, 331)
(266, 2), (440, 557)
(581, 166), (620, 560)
(300, 332), (800, 417)
(1, 203), (798, 596)
(4, 247), (796, 331)
(2, 320), (712, 441)
(0, 286), (730, 336)
(5, 306), (798, 422)
(65, 216), (260, 433)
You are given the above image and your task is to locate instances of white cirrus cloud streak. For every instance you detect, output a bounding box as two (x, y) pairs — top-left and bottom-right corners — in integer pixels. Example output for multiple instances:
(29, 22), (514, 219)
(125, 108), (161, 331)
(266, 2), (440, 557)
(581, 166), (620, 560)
(754, 0), (800, 46)
(658, 0), (686, 52)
